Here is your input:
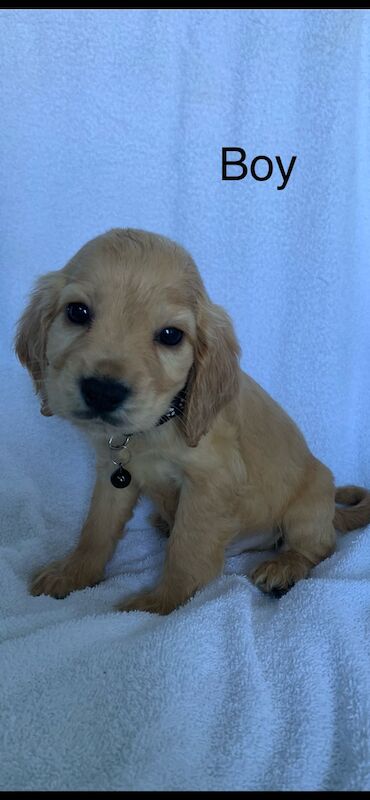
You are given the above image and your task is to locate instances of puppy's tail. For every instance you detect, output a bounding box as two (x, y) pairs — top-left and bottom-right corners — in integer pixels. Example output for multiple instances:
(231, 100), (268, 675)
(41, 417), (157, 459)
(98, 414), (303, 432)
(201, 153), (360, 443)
(334, 485), (370, 533)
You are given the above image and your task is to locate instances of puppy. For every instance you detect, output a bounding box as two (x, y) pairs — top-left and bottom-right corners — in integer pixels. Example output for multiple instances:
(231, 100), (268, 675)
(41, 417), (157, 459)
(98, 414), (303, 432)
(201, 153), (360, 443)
(15, 229), (370, 613)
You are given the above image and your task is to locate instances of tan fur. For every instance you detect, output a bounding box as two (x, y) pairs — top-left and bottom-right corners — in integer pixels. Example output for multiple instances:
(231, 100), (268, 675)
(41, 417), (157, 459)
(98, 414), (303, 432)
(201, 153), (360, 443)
(15, 228), (370, 613)
(334, 486), (370, 532)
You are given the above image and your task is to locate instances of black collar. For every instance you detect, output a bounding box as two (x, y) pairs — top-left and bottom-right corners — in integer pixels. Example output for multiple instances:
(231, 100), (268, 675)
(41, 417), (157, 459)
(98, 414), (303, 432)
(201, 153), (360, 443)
(156, 386), (187, 427)
(109, 385), (187, 488)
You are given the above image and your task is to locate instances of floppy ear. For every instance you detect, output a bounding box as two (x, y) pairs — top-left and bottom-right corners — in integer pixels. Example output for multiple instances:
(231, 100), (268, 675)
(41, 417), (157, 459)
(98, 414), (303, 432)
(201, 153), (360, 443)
(15, 272), (63, 413)
(183, 302), (241, 447)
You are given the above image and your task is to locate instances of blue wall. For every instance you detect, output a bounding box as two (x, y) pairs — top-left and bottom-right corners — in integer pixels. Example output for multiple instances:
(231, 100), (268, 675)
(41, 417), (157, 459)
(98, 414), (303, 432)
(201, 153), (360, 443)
(1, 9), (369, 485)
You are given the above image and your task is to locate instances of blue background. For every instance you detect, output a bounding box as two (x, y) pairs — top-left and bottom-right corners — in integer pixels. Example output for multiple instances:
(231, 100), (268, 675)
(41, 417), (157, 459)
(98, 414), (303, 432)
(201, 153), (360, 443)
(1, 8), (369, 489)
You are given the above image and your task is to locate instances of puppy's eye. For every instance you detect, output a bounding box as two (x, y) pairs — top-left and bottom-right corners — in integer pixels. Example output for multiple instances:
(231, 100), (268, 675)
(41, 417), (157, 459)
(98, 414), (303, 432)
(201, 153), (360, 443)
(156, 327), (183, 346)
(66, 302), (91, 325)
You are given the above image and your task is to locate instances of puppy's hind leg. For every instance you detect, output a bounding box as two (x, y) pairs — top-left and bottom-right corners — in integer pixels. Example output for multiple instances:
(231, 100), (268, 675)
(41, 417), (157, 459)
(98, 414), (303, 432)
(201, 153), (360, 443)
(251, 459), (336, 597)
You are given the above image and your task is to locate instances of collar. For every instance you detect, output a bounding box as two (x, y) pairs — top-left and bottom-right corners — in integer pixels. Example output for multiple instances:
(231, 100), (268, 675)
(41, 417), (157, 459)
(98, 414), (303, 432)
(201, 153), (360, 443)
(156, 386), (187, 426)
(108, 386), (187, 488)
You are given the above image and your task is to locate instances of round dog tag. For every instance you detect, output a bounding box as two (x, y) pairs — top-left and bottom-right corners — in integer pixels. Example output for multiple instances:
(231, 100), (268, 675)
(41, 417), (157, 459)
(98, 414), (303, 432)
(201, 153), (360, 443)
(110, 466), (132, 488)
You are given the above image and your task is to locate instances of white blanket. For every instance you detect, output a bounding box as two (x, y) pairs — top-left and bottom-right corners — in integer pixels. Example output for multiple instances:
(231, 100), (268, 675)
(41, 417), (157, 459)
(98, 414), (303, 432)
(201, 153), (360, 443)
(1, 367), (370, 791)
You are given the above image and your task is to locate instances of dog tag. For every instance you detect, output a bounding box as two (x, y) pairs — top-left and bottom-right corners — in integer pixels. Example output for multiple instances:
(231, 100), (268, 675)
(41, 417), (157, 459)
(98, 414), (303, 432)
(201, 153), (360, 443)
(110, 465), (132, 488)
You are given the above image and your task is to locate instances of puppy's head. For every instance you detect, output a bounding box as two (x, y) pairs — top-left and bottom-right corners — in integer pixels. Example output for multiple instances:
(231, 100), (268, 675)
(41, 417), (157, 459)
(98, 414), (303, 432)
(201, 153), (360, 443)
(15, 229), (240, 446)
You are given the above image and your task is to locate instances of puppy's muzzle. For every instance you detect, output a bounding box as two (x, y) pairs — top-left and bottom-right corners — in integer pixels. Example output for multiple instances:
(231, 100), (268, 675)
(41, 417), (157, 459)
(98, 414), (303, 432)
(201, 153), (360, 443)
(80, 376), (130, 414)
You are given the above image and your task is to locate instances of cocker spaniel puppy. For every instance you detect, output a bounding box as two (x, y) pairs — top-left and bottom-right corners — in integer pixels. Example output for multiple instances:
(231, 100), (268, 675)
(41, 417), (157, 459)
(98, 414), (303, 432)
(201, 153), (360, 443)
(15, 229), (370, 614)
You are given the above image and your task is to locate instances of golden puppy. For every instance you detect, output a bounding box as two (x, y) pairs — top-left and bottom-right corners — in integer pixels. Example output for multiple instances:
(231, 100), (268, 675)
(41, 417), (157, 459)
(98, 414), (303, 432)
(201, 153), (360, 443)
(15, 229), (370, 613)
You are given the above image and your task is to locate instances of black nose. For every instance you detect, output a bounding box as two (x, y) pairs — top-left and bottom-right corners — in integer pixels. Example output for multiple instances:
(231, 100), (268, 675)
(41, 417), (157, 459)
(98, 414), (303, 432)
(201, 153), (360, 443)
(80, 377), (129, 414)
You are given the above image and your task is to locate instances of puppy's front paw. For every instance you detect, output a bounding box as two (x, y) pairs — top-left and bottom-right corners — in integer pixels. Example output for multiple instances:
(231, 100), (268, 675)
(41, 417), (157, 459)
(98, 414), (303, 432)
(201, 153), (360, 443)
(117, 589), (179, 615)
(31, 558), (101, 599)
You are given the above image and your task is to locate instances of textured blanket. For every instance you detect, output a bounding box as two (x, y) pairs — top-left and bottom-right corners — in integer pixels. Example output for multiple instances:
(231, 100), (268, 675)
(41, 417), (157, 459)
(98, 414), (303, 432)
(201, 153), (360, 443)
(1, 392), (369, 790)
